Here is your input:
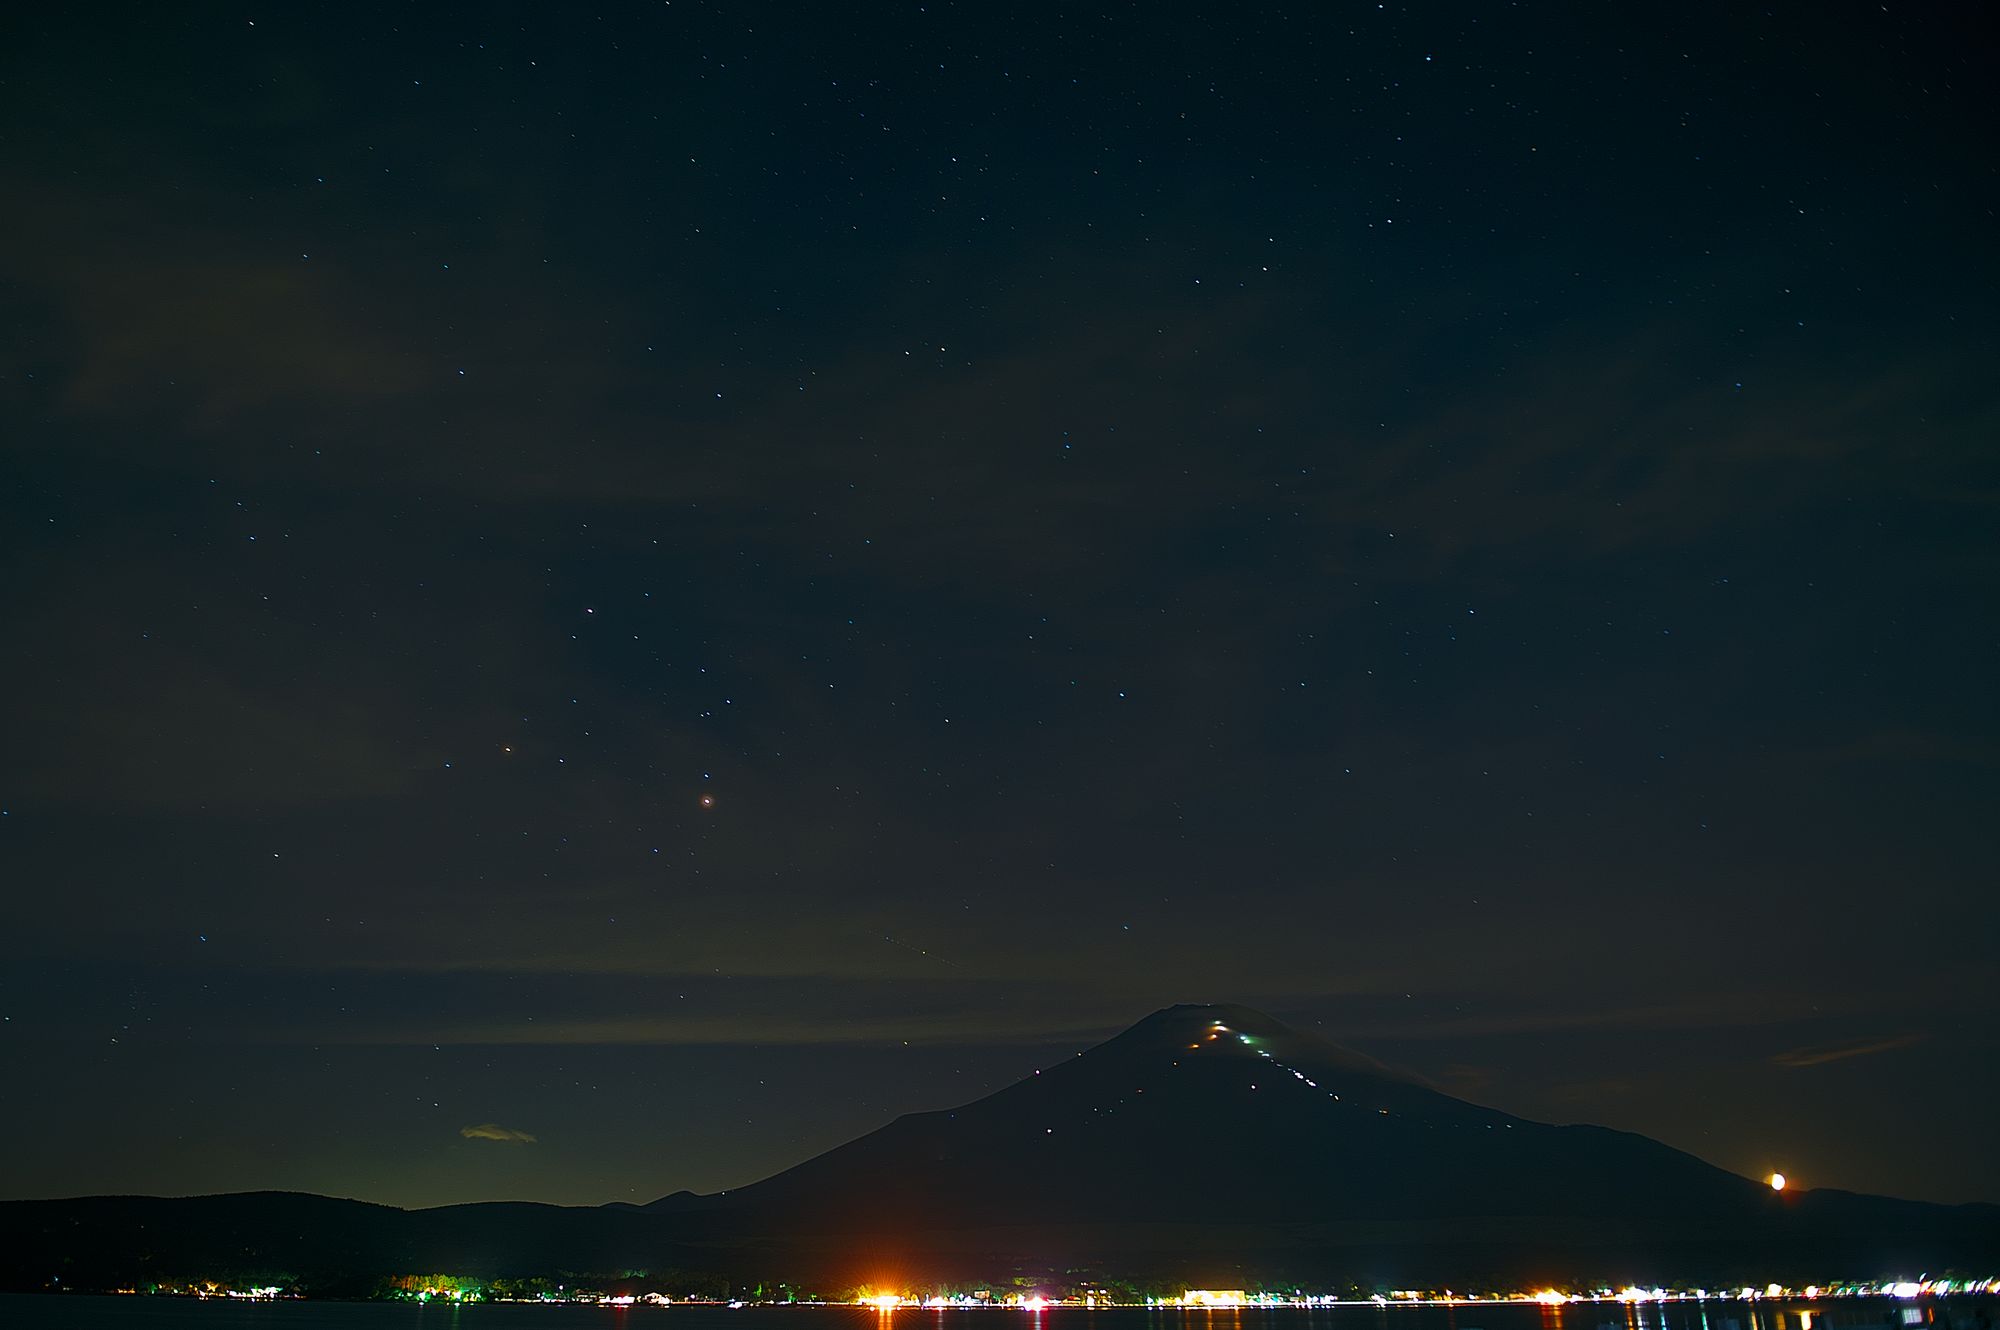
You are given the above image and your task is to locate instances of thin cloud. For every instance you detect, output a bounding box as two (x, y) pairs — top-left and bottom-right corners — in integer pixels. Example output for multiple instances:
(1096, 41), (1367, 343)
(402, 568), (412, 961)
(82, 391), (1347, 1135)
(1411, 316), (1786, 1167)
(459, 1123), (538, 1144)
(1772, 1034), (1925, 1069)
(377, 1008), (1128, 1049)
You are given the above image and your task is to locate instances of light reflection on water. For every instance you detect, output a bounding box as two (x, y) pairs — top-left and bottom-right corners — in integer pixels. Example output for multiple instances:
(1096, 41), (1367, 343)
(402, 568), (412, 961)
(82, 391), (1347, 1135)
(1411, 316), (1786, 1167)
(0, 1300), (1990, 1330)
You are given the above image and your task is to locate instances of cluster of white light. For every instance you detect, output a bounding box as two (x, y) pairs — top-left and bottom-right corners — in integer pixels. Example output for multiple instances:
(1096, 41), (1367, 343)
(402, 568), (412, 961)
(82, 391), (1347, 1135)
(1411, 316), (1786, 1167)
(848, 1281), (2000, 1312)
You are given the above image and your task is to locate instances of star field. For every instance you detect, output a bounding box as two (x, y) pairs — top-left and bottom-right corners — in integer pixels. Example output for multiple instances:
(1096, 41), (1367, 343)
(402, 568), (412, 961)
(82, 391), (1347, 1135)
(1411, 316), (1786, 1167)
(0, 1), (1995, 1209)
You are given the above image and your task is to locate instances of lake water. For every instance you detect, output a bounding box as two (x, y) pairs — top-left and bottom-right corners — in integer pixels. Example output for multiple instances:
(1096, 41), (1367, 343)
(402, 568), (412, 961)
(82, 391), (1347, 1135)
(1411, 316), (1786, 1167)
(1, 1298), (1986, 1330)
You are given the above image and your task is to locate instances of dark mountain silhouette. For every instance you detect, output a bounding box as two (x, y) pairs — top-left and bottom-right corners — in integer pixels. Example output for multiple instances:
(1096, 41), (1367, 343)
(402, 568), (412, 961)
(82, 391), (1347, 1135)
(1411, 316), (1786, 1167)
(0, 1189), (710, 1296)
(3, 1004), (1994, 1291)
(716, 1001), (1754, 1225)
(679, 1003), (2000, 1284)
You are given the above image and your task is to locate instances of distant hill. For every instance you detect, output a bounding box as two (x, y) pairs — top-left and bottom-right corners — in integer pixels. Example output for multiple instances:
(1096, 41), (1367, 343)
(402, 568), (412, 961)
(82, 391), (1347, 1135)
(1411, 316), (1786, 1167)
(0, 1189), (709, 1295)
(4, 1004), (1994, 1291)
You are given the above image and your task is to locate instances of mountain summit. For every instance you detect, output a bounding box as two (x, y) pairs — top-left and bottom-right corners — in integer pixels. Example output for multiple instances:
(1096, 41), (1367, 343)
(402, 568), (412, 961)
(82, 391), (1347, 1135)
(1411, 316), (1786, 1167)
(687, 1002), (1995, 1282)
(711, 1001), (1755, 1229)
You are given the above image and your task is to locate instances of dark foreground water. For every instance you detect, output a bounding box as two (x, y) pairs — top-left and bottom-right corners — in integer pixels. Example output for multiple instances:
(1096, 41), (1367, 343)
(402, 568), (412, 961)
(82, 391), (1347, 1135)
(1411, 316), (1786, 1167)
(2, 1298), (1991, 1330)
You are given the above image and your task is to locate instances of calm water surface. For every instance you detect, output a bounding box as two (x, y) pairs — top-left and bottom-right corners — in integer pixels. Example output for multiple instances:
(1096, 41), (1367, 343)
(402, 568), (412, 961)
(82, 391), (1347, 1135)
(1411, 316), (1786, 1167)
(2, 1299), (1984, 1330)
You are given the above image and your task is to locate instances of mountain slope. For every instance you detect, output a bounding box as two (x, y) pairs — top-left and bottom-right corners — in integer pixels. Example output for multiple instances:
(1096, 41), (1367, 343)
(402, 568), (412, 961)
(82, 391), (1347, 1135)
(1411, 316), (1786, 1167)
(687, 1003), (1998, 1281)
(713, 1002), (1763, 1227)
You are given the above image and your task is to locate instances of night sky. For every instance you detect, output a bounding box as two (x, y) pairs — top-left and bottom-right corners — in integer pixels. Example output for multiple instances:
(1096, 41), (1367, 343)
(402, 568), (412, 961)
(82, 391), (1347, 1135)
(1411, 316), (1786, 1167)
(2, 2), (1995, 1213)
